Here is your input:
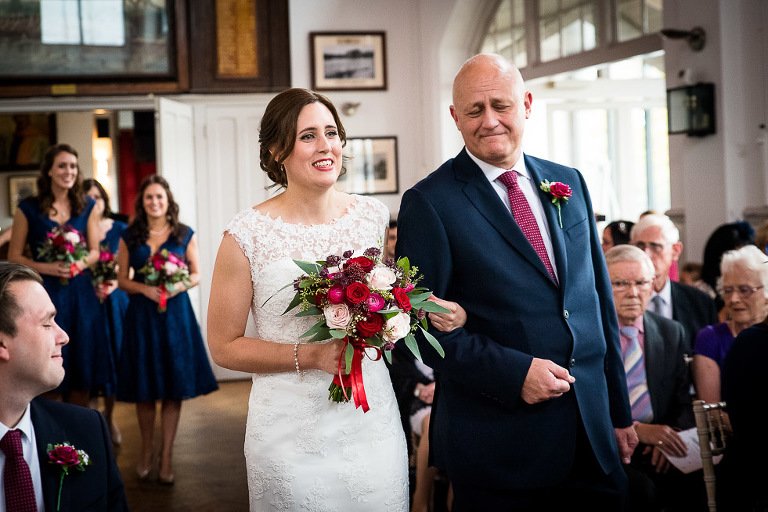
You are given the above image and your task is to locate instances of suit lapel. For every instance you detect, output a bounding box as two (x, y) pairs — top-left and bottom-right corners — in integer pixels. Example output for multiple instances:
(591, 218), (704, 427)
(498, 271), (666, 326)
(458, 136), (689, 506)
(642, 314), (664, 415)
(31, 400), (70, 512)
(526, 156), (568, 289)
(455, 150), (555, 284)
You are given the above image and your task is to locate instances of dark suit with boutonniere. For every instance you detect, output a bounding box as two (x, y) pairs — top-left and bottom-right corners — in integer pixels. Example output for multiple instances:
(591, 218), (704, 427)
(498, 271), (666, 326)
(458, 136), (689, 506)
(398, 148), (635, 510)
(31, 398), (128, 512)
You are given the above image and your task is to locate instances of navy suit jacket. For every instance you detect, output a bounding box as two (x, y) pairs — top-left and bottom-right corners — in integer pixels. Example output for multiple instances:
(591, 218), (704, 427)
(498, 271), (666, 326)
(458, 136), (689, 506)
(30, 398), (128, 512)
(670, 281), (718, 355)
(642, 312), (694, 431)
(396, 149), (632, 490)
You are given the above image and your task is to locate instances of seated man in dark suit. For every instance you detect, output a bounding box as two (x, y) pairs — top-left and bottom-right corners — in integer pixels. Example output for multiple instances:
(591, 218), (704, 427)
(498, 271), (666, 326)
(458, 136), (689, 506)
(0, 261), (128, 512)
(605, 245), (705, 512)
(630, 213), (717, 355)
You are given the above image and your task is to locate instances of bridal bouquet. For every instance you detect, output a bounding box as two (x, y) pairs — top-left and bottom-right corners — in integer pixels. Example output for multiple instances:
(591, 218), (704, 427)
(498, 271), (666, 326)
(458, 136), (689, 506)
(138, 249), (191, 312)
(37, 225), (89, 284)
(91, 246), (118, 303)
(284, 247), (447, 412)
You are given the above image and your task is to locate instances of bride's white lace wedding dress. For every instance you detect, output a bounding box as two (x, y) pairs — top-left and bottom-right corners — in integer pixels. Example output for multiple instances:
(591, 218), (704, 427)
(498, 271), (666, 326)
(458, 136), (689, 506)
(225, 195), (409, 512)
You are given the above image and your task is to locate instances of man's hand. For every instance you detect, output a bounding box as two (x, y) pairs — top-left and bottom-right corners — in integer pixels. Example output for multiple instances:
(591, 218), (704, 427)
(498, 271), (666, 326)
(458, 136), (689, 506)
(614, 425), (639, 464)
(520, 358), (575, 404)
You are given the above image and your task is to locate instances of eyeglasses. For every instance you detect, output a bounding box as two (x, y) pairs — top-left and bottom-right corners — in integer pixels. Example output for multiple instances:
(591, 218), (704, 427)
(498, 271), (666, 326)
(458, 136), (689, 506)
(611, 279), (653, 291)
(633, 241), (666, 254)
(717, 285), (765, 298)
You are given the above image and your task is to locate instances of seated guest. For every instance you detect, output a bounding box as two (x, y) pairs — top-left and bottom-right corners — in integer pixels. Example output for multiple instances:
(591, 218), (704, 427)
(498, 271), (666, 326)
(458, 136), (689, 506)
(631, 213), (717, 355)
(692, 245), (768, 416)
(605, 245), (703, 512)
(700, 221), (755, 313)
(601, 220), (634, 253)
(721, 319), (768, 512)
(0, 261), (128, 511)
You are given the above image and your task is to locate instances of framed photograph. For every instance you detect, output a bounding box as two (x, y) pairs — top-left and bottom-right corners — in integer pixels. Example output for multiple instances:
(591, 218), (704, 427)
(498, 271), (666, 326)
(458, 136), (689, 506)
(337, 137), (398, 195)
(8, 174), (38, 216)
(310, 32), (387, 91)
(0, 113), (56, 171)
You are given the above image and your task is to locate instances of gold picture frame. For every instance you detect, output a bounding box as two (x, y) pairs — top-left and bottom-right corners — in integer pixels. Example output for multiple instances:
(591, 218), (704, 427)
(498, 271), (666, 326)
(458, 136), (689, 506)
(337, 137), (398, 195)
(310, 32), (387, 91)
(8, 174), (38, 216)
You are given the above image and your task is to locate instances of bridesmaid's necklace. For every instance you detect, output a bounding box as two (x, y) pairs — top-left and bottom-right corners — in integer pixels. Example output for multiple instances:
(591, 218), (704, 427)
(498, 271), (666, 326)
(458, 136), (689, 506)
(149, 224), (170, 236)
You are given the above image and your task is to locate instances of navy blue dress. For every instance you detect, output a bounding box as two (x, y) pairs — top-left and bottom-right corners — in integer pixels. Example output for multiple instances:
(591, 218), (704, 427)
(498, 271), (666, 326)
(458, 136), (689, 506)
(117, 225), (218, 402)
(100, 220), (129, 392)
(18, 196), (115, 394)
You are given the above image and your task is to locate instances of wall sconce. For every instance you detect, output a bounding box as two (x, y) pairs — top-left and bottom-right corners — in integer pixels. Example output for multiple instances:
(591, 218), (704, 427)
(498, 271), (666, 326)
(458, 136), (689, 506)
(341, 102), (361, 116)
(667, 82), (716, 137)
(660, 26), (706, 52)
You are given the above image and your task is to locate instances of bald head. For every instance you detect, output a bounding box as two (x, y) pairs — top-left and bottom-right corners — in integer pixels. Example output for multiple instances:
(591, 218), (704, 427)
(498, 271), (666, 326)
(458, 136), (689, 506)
(449, 53), (531, 169)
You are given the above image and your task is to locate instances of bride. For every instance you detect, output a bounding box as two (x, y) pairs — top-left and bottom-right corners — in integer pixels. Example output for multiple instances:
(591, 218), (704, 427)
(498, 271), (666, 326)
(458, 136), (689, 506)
(207, 88), (462, 511)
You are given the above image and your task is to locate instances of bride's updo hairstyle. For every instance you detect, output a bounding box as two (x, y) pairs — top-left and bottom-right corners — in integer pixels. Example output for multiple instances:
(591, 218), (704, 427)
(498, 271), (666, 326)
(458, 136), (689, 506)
(258, 88), (347, 188)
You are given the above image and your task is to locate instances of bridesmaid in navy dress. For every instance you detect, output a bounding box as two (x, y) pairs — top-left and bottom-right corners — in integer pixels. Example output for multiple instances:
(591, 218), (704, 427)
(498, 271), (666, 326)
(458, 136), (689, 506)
(84, 178), (129, 446)
(116, 175), (218, 485)
(7, 143), (114, 407)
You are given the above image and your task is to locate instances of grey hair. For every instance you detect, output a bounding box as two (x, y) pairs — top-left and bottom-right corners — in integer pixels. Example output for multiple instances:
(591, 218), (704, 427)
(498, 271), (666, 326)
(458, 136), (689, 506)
(605, 244), (655, 280)
(630, 213), (680, 245)
(720, 244), (768, 294)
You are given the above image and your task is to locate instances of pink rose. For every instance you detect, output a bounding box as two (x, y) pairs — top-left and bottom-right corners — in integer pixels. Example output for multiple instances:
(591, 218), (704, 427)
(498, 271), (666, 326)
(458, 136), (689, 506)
(324, 303), (351, 329)
(367, 266), (397, 290)
(365, 293), (386, 312)
(402, 283), (415, 293)
(549, 182), (572, 199)
(327, 285), (345, 304)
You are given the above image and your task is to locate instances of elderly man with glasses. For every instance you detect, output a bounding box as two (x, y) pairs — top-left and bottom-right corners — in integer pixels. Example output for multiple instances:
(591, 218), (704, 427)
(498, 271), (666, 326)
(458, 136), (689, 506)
(605, 245), (704, 512)
(630, 213), (717, 355)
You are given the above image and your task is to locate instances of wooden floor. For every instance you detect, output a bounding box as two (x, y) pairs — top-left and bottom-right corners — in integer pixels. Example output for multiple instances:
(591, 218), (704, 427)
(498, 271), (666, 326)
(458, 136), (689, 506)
(112, 379), (251, 512)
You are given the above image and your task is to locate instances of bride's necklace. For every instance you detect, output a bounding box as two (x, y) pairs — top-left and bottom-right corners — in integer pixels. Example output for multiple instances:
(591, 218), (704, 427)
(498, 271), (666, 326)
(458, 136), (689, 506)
(149, 224), (170, 236)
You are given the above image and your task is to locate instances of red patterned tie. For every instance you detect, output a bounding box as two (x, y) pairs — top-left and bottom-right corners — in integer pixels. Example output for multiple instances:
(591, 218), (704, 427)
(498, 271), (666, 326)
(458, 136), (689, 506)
(1, 429), (37, 512)
(498, 171), (557, 282)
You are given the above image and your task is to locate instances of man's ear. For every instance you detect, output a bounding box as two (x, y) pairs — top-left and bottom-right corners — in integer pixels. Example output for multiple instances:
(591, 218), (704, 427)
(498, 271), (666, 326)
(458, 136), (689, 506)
(0, 337), (10, 362)
(671, 241), (683, 261)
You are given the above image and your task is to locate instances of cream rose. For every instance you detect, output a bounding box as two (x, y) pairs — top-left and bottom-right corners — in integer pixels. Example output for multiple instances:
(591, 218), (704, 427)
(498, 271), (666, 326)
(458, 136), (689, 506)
(163, 261), (179, 275)
(64, 231), (81, 244)
(367, 266), (397, 290)
(383, 312), (411, 343)
(324, 303), (351, 329)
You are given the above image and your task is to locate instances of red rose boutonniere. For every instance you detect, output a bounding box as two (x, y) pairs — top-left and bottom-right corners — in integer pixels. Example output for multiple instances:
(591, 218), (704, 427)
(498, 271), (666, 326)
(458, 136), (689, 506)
(540, 180), (573, 228)
(47, 442), (91, 512)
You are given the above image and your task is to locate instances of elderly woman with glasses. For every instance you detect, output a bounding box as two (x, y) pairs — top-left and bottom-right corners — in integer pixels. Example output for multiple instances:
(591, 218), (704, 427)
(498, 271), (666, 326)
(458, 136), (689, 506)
(692, 244), (768, 407)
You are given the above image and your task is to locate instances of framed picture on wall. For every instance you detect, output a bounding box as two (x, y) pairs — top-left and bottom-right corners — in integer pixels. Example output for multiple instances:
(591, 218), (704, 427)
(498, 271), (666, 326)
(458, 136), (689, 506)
(310, 32), (387, 91)
(8, 174), (38, 216)
(0, 113), (56, 171)
(337, 137), (398, 195)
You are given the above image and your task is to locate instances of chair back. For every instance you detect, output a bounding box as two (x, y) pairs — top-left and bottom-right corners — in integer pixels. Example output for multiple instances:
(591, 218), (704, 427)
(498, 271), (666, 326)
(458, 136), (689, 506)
(693, 399), (728, 512)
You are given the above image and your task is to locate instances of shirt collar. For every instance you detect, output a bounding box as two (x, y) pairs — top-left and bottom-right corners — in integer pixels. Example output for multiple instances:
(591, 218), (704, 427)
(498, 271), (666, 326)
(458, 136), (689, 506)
(466, 149), (527, 183)
(618, 315), (645, 335)
(654, 277), (672, 305)
(1, 404), (33, 442)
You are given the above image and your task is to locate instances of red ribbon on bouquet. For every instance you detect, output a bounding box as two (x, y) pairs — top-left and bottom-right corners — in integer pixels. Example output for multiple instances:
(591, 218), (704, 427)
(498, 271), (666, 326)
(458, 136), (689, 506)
(334, 336), (382, 413)
(69, 263), (79, 278)
(158, 284), (168, 313)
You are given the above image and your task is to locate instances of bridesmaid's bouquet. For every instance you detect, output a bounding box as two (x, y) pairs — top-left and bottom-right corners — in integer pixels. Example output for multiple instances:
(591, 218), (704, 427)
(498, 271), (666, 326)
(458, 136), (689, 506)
(91, 246), (118, 303)
(37, 225), (89, 284)
(282, 247), (447, 412)
(138, 249), (191, 313)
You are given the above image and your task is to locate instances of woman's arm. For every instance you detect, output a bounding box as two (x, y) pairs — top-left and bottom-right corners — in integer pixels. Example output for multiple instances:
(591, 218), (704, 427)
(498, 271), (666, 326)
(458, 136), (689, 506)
(691, 353), (721, 402)
(207, 234), (345, 374)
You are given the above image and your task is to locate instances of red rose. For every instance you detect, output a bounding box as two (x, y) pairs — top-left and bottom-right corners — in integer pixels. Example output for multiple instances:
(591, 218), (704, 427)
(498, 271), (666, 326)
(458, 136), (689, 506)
(345, 256), (375, 273)
(356, 313), (384, 338)
(344, 282), (370, 304)
(48, 445), (80, 466)
(393, 287), (412, 312)
(549, 182), (572, 199)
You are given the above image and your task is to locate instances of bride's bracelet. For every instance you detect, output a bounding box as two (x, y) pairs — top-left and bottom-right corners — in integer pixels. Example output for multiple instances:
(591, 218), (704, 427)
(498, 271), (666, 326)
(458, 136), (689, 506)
(293, 342), (304, 378)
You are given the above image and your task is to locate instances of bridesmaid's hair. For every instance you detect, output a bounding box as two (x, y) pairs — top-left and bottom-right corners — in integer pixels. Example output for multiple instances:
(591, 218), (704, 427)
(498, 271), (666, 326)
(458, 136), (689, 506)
(125, 175), (187, 249)
(36, 143), (86, 217)
(259, 88), (347, 188)
(82, 178), (113, 219)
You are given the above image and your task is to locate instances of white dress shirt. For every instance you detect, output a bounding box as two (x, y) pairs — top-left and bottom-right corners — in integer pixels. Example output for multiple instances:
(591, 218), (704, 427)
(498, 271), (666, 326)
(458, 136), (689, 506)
(0, 405), (45, 512)
(467, 150), (559, 280)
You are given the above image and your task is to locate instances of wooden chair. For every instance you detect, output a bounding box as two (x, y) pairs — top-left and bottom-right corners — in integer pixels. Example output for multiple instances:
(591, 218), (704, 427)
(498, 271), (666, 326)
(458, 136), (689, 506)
(693, 399), (728, 512)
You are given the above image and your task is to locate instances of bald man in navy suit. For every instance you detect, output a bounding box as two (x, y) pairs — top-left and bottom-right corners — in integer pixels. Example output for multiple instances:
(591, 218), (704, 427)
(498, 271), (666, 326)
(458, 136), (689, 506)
(0, 262), (128, 512)
(397, 53), (638, 511)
